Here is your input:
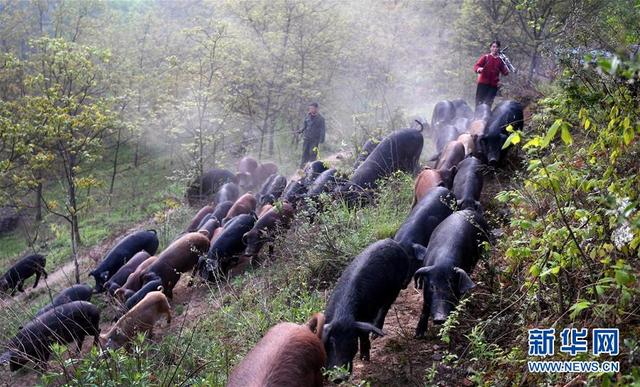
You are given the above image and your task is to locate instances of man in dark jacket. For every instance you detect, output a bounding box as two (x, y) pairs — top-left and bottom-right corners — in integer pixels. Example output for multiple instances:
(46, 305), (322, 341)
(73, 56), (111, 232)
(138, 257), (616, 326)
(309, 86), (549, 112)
(298, 102), (326, 169)
(473, 40), (509, 107)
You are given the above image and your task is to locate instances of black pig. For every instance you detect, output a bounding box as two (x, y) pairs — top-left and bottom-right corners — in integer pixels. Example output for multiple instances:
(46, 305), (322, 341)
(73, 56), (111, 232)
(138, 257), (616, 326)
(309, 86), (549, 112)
(35, 284), (93, 317)
(89, 229), (159, 292)
(0, 301), (100, 371)
(0, 254), (47, 295)
(413, 209), (489, 337)
(323, 239), (419, 376)
(452, 156), (484, 210)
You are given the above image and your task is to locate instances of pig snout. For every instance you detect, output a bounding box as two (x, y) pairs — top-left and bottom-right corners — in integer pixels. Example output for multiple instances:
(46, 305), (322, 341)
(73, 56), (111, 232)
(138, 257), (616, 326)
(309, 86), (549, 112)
(432, 313), (448, 325)
(431, 300), (453, 325)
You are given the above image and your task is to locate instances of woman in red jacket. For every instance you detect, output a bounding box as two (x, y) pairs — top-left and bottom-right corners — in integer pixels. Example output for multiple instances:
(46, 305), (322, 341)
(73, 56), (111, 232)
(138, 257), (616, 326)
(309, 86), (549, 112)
(474, 40), (509, 107)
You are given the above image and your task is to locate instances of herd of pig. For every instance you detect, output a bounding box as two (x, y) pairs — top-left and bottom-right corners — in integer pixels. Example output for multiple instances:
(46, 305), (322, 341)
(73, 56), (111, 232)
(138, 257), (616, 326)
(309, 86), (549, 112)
(0, 98), (523, 383)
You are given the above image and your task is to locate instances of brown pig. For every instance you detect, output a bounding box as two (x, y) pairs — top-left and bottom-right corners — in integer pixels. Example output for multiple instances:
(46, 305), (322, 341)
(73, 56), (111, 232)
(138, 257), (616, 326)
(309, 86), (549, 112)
(413, 168), (443, 204)
(469, 119), (487, 138)
(185, 205), (214, 233)
(222, 193), (257, 225)
(100, 290), (171, 350)
(114, 256), (159, 302)
(227, 313), (326, 387)
(242, 202), (295, 259)
(140, 231), (210, 299)
(236, 156), (259, 190)
(456, 133), (475, 157)
(434, 140), (465, 171)
(257, 204), (273, 218)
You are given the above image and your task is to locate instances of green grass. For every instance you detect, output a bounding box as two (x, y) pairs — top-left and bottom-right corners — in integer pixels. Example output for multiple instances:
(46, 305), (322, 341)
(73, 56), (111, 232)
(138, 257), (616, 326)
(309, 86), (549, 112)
(0, 233), (27, 262)
(0, 145), (184, 271)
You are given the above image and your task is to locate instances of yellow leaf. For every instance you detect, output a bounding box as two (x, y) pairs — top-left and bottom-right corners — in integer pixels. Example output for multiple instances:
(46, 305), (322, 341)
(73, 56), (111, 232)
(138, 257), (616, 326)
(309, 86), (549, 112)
(560, 126), (573, 145)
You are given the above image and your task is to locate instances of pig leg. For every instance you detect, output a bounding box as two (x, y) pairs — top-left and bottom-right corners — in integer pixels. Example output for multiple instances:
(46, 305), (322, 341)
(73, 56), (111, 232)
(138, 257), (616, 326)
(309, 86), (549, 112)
(34, 358), (49, 373)
(188, 265), (199, 287)
(33, 271), (42, 288)
(74, 334), (86, 353)
(415, 300), (431, 338)
(17, 280), (25, 293)
(88, 323), (100, 347)
(42, 268), (48, 279)
(358, 332), (371, 361)
(371, 304), (392, 339)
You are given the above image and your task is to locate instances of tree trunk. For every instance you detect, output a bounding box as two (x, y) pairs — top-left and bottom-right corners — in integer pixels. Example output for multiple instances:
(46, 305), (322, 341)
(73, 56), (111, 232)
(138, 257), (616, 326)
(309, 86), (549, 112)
(198, 127), (204, 178)
(35, 181), (43, 221)
(134, 138), (140, 168)
(258, 130), (265, 160)
(70, 217), (80, 284)
(528, 45), (539, 82)
(68, 161), (81, 284)
(268, 122), (275, 156)
(67, 163), (82, 246)
(108, 126), (122, 206)
(212, 139), (218, 168)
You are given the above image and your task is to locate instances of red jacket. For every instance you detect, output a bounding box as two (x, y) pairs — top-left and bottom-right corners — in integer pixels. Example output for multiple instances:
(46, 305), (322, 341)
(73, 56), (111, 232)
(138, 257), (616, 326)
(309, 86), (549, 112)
(474, 54), (508, 87)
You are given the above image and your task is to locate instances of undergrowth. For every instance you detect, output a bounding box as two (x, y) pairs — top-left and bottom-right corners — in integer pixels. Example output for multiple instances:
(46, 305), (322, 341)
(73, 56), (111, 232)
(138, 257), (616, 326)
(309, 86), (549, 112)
(441, 52), (640, 385)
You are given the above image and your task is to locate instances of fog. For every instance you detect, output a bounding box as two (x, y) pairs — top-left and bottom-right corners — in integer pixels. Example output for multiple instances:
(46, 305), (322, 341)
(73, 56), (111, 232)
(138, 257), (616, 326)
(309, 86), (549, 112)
(1, 0), (481, 175)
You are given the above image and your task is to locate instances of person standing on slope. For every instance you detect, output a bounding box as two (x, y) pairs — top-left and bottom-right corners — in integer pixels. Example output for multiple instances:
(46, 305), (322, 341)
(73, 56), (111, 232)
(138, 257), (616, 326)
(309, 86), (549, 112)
(298, 102), (326, 169)
(474, 40), (509, 108)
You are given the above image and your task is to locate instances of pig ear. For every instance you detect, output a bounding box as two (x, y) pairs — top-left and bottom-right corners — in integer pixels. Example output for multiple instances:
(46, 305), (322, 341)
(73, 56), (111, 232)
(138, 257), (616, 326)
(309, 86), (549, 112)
(0, 351), (12, 364)
(411, 244), (428, 262)
(322, 323), (331, 343)
(241, 232), (249, 245)
(413, 265), (434, 278)
(354, 321), (385, 337)
(454, 267), (476, 294)
(413, 265), (434, 289)
(198, 229), (209, 237)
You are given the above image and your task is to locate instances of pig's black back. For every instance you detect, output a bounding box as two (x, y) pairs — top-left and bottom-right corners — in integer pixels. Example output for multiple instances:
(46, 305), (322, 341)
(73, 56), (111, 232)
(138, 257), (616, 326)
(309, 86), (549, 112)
(452, 156), (484, 210)
(325, 239), (410, 323)
(212, 201), (234, 222)
(307, 168), (337, 197)
(394, 187), (455, 249)
(423, 209), (489, 273)
(349, 129), (423, 190)
(36, 284), (93, 317)
(90, 230), (159, 291)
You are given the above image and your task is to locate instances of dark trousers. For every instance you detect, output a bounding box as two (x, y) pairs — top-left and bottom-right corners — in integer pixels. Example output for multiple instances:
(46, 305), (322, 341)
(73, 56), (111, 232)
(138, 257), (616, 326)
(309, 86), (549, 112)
(300, 139), (319, 169)
(475, 83), (498, 108)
